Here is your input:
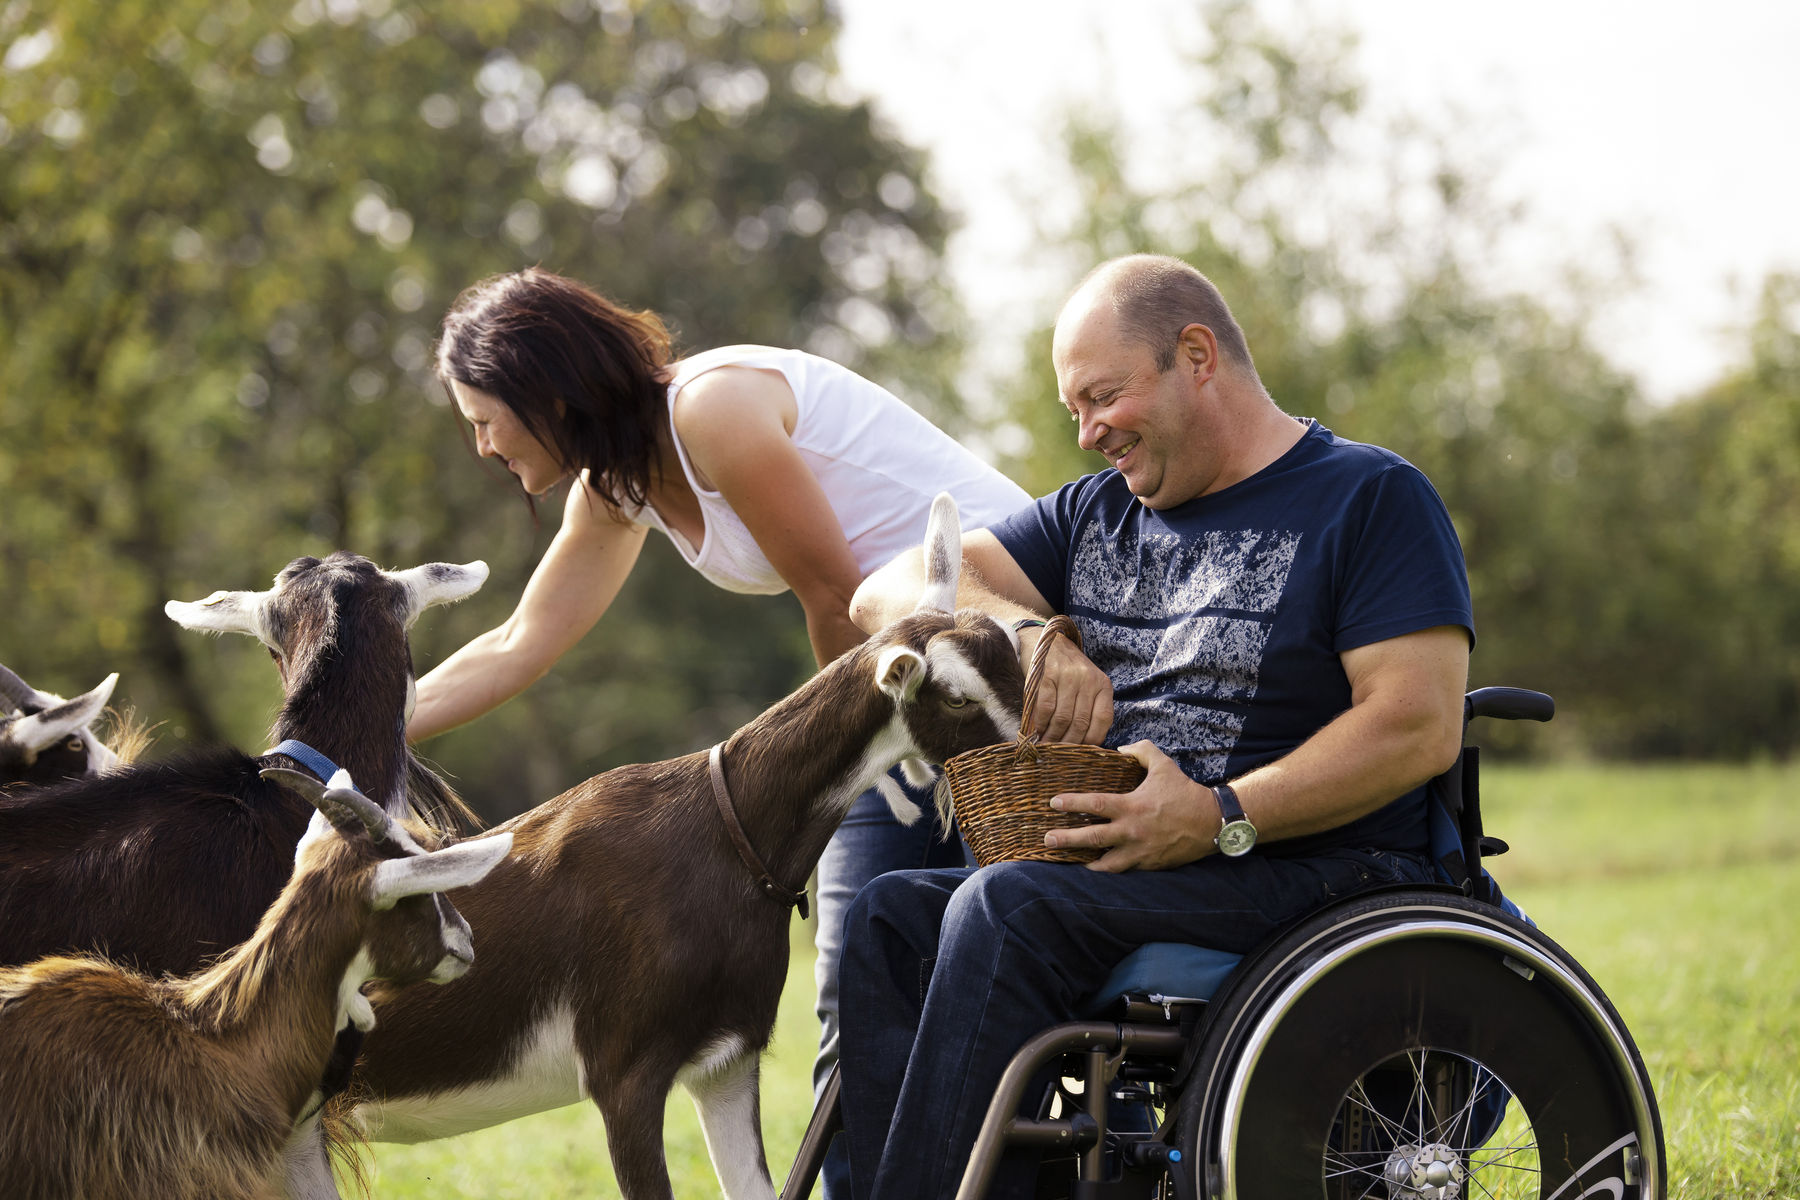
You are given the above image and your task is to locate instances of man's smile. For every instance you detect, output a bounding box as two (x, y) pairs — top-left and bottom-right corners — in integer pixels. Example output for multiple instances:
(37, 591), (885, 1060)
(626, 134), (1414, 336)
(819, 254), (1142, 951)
(1106, 437), (1140, 466)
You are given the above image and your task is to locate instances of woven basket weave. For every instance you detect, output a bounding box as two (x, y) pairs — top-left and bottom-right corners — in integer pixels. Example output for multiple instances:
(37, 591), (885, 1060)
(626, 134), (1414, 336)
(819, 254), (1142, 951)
(944, 615), (1146, 866)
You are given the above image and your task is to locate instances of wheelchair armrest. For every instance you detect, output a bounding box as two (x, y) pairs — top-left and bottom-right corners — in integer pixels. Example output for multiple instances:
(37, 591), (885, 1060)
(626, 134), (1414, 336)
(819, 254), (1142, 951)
(1464, 687), (1554, 724)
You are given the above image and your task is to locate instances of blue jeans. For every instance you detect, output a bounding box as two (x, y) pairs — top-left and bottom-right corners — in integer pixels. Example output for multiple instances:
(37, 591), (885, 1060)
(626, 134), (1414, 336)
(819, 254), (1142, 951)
(815, 773), (970, 1200)
(836, 847), (1433, 1200)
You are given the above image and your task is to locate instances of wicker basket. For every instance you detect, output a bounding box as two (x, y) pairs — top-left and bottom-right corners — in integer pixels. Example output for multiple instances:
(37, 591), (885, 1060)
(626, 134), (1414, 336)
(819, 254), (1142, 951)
(943, 615), (1146, 866)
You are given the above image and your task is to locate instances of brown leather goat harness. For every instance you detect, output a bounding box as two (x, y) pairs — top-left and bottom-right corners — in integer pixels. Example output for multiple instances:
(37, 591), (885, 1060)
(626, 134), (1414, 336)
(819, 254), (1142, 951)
(708, 743), (810, 920)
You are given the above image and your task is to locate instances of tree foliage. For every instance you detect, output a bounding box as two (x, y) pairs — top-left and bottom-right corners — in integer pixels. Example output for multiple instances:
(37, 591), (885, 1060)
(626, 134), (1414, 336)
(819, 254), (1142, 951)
(1, 0), (962, 815)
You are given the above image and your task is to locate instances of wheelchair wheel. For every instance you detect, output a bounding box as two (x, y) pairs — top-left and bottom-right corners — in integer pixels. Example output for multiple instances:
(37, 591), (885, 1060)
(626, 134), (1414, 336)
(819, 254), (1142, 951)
(1175, 889), (1664, 1199)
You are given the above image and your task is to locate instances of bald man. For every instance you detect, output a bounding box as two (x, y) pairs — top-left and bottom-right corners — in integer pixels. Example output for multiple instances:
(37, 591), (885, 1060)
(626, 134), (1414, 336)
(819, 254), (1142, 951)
(835, 255), (1474, 1200)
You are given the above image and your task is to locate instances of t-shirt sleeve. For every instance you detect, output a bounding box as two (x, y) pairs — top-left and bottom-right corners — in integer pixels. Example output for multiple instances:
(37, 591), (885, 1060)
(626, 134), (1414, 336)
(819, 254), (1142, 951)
(986, 478), (1091, 613)
(1333, 464), (1475, 653)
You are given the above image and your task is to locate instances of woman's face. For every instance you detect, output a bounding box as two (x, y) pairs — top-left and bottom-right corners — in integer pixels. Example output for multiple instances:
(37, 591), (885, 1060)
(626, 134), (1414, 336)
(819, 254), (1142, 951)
(450, 380), (569, 496)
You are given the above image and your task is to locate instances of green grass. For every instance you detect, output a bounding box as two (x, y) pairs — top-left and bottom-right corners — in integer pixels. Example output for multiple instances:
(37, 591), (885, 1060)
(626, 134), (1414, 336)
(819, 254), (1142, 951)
(1483, 762), (1800, 1200)
(354, 762), (1800, 1198)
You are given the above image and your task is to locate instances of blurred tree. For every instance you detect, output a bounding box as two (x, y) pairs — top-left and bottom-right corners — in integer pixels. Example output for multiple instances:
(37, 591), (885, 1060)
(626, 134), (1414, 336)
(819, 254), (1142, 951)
(1614, 272), (1800, 756)
(0, 0), (962, 815)
(987, 0), (1793, 758)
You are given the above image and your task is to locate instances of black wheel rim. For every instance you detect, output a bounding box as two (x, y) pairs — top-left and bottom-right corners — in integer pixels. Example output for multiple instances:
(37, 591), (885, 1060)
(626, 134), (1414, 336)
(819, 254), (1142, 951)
(1206, 914), (1659, 1200)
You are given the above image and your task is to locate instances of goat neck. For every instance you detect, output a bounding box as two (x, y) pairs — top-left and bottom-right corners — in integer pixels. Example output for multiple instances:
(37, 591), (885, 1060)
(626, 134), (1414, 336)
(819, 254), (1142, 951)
(178, 847), (374, 1119)
(267, 592), (413, 813)
(712, 639), (905, 892)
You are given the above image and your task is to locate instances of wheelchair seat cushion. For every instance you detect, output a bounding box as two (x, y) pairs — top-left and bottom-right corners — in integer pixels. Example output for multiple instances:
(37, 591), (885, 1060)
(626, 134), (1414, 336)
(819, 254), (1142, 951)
(1078, 942), (1243, 1013)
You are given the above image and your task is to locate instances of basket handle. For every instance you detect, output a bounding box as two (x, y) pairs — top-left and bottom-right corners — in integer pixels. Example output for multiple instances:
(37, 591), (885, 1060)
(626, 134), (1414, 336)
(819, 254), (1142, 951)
(1017, 614), (1083, 746)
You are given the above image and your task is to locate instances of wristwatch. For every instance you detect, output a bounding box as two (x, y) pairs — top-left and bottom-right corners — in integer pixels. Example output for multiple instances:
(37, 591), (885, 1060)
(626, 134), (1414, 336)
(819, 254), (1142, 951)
(1211, 783), (1257, 857)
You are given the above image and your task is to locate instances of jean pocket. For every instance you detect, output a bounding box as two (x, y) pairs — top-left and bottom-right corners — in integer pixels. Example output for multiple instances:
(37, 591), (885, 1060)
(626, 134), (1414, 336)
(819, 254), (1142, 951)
(1314, 848), (1425, 903)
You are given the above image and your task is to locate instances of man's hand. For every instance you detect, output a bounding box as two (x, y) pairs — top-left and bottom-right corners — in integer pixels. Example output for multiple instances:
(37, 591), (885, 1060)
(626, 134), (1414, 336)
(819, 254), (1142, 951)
(1021, 627), (1114, 745)
(1043, 741), (1218, 872)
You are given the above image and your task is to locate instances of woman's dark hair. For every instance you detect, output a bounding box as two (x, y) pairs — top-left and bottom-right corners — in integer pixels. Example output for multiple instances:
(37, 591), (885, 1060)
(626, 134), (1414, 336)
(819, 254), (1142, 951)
(435, 268), (674, 515)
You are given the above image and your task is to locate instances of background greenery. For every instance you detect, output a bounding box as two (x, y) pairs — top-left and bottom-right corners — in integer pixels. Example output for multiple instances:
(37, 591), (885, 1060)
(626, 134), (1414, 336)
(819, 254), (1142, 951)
(4, 0), (1796, 804)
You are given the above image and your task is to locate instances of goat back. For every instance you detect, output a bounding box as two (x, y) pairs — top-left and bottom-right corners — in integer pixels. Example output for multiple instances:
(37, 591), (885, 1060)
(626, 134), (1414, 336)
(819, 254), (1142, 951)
(0, 749), (313, 976)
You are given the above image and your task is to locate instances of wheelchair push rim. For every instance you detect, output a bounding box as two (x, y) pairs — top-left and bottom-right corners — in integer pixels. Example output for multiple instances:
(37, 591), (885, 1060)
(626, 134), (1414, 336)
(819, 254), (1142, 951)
(1179, 890), (1665, 1200)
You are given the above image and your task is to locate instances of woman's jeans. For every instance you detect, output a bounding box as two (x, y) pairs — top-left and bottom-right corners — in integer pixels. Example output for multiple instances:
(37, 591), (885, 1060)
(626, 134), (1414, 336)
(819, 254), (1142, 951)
(814, 771), (969, 1200)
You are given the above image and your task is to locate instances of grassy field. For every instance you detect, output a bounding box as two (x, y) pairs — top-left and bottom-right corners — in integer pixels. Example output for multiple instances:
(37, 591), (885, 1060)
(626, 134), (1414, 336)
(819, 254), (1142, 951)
(355, 762), (1800, 1198)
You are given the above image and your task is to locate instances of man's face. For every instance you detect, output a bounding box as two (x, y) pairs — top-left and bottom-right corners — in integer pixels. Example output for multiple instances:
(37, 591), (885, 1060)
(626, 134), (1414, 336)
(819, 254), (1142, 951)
(1052, 298), (1206, 510)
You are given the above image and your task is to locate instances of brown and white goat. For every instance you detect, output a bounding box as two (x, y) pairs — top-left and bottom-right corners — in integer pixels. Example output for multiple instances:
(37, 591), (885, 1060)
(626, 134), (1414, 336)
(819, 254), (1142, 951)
(0, 769), (514, 1200)
(283, 495), (1025, 1200)
(0, 662), (122, 788)
(1, 554), (485, 977)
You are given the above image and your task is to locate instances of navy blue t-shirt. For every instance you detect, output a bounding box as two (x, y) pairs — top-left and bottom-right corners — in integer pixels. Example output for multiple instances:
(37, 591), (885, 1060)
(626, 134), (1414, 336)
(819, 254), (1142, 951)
(990, 420), (1473, 857)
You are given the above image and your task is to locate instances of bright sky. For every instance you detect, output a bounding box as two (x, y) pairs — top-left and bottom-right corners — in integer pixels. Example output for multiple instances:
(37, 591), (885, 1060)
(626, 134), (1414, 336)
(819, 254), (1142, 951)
(832, 0), (1800, 405)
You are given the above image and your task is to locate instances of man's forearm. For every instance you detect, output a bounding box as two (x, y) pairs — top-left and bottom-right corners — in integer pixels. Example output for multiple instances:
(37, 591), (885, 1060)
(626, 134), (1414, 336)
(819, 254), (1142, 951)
(1226, 689), (1463, 844)
(850, 548), (1043, 634)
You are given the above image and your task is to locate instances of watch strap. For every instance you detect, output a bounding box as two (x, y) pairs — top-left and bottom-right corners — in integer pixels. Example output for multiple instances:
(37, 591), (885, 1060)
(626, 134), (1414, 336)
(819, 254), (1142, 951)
(1212, 781), (1246, 823)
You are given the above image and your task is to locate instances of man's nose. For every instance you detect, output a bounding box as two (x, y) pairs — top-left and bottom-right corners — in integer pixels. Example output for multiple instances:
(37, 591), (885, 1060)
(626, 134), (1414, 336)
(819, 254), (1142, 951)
(1077, 412), (1107, 453)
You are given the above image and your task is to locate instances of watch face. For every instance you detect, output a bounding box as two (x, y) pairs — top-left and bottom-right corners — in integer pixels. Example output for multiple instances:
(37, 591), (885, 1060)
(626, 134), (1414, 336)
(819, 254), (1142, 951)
(1217, 819), (1257, 857)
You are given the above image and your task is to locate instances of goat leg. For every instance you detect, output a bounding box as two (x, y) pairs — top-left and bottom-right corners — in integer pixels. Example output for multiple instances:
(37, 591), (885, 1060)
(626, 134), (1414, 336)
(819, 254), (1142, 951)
(278, 1114), (343, 1200)
(685, 1051), (777, 1200)
(594, 1067), (682, 1200)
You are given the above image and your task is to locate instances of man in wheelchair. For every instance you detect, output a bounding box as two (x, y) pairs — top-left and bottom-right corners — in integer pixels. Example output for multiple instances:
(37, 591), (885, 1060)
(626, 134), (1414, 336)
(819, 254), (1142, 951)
(835, 256), (1661, 1200)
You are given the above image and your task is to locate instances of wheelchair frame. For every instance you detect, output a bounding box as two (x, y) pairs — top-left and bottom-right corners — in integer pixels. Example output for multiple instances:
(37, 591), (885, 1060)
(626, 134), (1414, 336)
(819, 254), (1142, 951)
(780, 688), (1667, 1200)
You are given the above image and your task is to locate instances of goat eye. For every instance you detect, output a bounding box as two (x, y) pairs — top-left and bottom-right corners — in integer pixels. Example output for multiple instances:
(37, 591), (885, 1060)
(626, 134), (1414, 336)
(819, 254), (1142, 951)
(67, 737), (83, 752)
(943, 696), (969, 709)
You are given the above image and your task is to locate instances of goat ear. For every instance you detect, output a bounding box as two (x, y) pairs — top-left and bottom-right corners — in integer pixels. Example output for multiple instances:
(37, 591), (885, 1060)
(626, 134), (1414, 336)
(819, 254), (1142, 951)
(875, 645), (928, 703)
(387, 561), (489, 624)
(370, 831), (513, 907)
(6, 674), (117, 754)
(0, 663), (39, 711)
(915, 492), (961, 615)
(165, 589), (270, 638)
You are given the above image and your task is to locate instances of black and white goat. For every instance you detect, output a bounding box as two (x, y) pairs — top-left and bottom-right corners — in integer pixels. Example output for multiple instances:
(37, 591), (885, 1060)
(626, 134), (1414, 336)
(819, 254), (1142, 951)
(286, 495), (1025, 1200)
(0, 663), (122, 788)
(0, 554), (486, 977)
(0, 769), (513, 1200)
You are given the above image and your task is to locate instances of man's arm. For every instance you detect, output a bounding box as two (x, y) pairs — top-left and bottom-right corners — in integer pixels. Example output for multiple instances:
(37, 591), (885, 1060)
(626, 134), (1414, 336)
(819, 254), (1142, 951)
(850, 529), (1115, 744)
(1046, 624), (1470, 871)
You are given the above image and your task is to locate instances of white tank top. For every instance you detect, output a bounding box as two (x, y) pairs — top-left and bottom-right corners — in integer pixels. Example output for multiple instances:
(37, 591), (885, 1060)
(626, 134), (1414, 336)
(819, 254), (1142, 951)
(621, 346), (1029, 595)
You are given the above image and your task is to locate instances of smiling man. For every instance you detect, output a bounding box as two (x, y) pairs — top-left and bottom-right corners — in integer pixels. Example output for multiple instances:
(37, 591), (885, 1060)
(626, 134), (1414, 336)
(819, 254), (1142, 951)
(836, 254), (1475, 1200)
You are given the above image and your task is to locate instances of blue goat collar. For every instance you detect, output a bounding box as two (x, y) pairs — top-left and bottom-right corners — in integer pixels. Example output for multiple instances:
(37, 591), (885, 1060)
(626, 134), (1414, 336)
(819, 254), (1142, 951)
(266, 739), (342, 784)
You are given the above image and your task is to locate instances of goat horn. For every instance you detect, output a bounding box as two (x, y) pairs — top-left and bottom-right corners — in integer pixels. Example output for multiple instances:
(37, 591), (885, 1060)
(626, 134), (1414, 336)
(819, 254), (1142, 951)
(261, 766), (329, 804)
(261, 766), (393, 842)
(322, 768), (396, 840)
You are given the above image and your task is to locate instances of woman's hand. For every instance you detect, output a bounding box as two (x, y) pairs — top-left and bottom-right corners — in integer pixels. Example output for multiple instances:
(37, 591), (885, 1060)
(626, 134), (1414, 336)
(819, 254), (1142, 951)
(408, 482), (647, 741)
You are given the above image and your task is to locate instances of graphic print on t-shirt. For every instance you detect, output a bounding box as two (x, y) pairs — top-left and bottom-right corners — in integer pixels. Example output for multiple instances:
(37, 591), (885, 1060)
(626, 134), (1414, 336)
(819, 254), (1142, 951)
(1067, 520), (1300, 783)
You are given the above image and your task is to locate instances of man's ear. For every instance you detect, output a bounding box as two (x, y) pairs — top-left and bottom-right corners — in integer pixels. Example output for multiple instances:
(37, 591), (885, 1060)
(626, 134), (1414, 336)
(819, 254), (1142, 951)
(1178, 322), (1219, 387)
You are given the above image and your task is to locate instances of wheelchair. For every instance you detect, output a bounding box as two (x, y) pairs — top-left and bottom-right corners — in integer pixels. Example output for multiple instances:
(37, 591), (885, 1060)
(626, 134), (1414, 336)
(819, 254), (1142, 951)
(780, 688), (1666, 1200)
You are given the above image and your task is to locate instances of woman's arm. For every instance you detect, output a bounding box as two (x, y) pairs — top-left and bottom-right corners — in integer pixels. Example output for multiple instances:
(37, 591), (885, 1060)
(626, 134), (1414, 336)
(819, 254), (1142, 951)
(673, 367), (867, 668)
(851, 530), (1114, 744)
(408, 481), (648, 741)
